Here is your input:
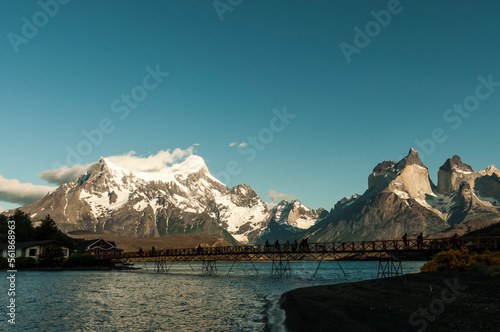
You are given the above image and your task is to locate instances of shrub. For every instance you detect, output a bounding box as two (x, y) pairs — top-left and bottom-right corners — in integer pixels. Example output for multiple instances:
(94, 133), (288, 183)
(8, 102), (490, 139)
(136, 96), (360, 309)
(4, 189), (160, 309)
(38, 246), (65, 267)
(16, 257), (37, 269)
(63, 253), (96, 268)
(421, 247), (500, 272)
(0, 257), (8, 269)
(473, 250), (500, 266)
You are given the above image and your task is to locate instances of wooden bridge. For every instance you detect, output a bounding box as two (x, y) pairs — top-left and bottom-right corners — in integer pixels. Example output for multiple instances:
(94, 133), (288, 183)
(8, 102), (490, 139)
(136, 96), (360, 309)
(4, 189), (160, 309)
(96, 236), (499, 278)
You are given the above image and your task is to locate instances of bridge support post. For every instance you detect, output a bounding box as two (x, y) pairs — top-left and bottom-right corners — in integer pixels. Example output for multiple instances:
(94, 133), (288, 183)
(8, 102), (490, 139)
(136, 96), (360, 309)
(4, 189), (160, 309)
(271, 254), (291, 277)
(377, 252), (403, 278)
(202, 255), (217, 274)
(155, 257), (166, 273)
(313, 253), (347, 278)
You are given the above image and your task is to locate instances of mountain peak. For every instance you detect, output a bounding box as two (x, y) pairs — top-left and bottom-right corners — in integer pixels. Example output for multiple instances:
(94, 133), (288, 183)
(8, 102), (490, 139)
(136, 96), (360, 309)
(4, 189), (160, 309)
(167, 155), (212, 180)
(437, 155), (476, 194)
(397, 148), (425, 169)
(483, 165), (500, 176)
(179, 155), (207, 172)
(439, 155), (474, 173)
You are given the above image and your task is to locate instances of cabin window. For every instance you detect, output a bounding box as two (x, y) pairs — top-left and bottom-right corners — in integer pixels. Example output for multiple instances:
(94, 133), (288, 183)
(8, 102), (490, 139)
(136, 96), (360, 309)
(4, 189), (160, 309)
(29, 248), (37, 256)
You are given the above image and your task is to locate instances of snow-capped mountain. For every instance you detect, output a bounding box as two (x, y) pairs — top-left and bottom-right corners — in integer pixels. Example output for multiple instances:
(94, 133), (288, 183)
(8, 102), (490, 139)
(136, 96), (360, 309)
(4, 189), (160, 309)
(269, 200), (326, 229)
(18, 156), (268, 244)
(10, 148), (500, 245)
(256, 200), (327, 244)
(296, 148), (500, 242)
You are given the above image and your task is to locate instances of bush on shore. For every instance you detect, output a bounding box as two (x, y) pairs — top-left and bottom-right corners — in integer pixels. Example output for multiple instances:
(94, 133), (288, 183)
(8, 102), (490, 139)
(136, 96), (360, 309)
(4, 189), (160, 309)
(16, 257), (37, 269)
(421, 247), (500, 272)
(0, 257), (7, 269)
(63, 253), (97, 268)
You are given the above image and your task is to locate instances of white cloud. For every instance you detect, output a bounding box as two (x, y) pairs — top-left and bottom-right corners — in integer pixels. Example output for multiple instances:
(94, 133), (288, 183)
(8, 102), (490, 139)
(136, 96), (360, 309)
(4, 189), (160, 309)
(229, 141), (248, 148)
(2, 146), (199, 207)
(37, 145), (198, 185)
(266, 190), (296, 202)
(38, 163), (94, 185)
(107, 146), (196, 173)
(0, 175), (55, 206)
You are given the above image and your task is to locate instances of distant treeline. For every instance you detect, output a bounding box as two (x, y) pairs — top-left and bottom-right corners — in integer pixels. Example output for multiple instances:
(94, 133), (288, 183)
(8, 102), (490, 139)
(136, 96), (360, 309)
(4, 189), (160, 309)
(0, 210), (81, 248)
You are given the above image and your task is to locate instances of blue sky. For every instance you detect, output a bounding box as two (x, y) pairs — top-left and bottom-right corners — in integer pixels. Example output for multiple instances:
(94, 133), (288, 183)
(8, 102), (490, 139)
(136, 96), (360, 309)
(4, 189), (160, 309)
(1, 0), (500, 211)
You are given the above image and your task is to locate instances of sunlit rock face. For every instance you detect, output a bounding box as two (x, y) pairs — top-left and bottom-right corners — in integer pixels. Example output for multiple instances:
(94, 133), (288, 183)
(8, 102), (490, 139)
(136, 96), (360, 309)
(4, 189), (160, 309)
(295, 149), (500, 242)
(437, 155), (477, 194)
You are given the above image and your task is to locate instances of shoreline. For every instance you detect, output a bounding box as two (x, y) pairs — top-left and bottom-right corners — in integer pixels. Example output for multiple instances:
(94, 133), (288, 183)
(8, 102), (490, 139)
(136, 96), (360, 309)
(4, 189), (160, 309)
(2, 265), (140, 272)
(280, 269), (499, 331)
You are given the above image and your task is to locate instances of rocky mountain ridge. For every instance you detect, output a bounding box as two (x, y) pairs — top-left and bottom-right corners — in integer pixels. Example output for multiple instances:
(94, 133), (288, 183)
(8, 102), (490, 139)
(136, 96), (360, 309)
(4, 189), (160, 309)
(285, 149), (500, 242)
(6, 149), (500, 245)
(256, 200), (327, 244)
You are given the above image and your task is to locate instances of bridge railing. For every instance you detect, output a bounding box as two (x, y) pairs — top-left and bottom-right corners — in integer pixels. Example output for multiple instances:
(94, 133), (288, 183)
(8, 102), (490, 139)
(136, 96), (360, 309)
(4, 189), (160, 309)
(94, 236), (500, 259)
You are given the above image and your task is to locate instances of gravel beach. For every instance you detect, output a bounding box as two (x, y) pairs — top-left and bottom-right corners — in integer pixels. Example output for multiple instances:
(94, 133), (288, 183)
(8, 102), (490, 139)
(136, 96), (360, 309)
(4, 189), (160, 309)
(280, 269), (500, 332)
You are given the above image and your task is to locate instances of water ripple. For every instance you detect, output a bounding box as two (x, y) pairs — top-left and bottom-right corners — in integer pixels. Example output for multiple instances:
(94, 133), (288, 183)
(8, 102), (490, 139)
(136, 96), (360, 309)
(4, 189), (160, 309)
(1, 261), (424, 331)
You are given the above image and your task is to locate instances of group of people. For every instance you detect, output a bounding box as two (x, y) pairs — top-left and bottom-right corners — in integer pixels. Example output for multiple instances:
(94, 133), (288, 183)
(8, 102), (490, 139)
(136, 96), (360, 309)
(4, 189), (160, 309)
(137, 246), (156, 256)
(401, 232), (425, 250)
(264, 238), (309, 252)
(402, 232), (460, 250)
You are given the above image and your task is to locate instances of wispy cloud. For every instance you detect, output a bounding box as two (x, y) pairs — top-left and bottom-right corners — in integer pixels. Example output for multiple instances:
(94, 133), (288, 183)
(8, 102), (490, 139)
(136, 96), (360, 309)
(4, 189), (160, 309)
(266, 190), (296, 202)
(38, 145), (199, 185)
(39, 163), (94, 185)
(3, 146), (199, 207)
(0, 175), (55, 206)
(229, 141), (248, 148)
(107, 146), (196, 173)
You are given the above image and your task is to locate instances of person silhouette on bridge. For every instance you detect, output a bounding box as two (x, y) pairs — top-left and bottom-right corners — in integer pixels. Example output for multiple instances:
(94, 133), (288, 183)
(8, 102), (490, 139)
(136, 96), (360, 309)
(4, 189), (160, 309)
(300, 238), (309, 252)
(451, 233), (459, 249)
(403, 233), (408, 249)
(275, 240), (280, 252)
(265, 240), (271, 252)
(138, 248), (143, 256)
(292, 239), (298, 252)
(417, 233), (423, 250)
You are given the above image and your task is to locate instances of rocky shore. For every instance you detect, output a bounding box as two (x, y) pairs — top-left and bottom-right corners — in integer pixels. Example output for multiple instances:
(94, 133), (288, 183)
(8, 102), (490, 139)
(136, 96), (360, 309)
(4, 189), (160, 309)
(280, 269), (499, 331)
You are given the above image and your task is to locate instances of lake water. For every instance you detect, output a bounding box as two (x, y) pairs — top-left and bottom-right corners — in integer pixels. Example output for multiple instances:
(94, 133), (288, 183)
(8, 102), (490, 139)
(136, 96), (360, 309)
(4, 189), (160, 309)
(2, 261), (424, 331)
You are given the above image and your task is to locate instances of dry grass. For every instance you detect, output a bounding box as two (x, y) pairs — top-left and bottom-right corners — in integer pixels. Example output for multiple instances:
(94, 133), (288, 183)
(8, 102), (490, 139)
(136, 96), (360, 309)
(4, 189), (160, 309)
(67, 232), (233, 252)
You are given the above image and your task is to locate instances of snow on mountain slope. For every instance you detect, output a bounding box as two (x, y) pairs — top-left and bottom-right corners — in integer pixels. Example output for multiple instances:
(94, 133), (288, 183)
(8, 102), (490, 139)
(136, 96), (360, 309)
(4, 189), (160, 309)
(269, 200), (323, 229)
(17, 155), (268, 244)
